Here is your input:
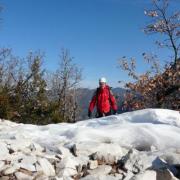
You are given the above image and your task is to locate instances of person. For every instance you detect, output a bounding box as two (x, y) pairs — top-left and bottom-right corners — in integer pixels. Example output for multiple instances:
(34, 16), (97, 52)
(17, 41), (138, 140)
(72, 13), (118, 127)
(88, 77), (118, 118)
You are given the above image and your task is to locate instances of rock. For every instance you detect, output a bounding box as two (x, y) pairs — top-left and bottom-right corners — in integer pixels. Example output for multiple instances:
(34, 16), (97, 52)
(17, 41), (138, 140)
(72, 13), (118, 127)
(59, 176), (73, 180)
(28, 143), (44, 152)
(15, 172), (33, 180)
(161, 152), (180, 165)
(3, 165), (19, 175)
(57, 146), (72, 159)
(19, 162), (36, 172)
(114, 173), (124, 180)
(0, 161), (5, 171)
(156, 169), (179, 180)
(130, 170), (156, 180)
(120, 149), (143, 173)
(0, 176), (10, 180)
(34, 162), (43, 171)
(81, 174), (121, 180)
(0, 142), (9, 160)
(34, 175), (49, 180)
(89, 165), (112, 176)
(18, 154), (37, 171)
(37, 158), (55, 176)
(123, 171), (134, 180)
(88, 160), (98, 170)
(56, 157), (78, 177)
(75, 156), (89, 170)
(10, 139), (32, 152)
(75, 142), (126, 159)
(152, 157), (167, 168)
(90, 152), (116, 165)
(70, 144), (77, 157)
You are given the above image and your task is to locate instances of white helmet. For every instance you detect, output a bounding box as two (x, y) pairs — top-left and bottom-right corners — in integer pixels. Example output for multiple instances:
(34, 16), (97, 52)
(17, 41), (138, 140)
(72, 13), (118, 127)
(99, 77), (106, 83)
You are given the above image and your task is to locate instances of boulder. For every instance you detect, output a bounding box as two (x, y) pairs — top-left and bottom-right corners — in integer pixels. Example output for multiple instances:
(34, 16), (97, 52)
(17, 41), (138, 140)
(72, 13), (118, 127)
(37, 158), (55, 177)
(130, 170), (156, 180)
(156, 169), (179, 180)
(0, 142), (9, 160)
(88, 160), (98, 170)
(15, 172), (33, 180)
(56, 157), (78, 177)
(89, 165), (112, 176)
(120, 149), (144, 173)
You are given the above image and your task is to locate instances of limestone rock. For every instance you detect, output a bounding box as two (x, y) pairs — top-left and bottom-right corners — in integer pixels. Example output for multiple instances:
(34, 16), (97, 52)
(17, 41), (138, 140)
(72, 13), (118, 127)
(88, 160), (98, 170)
(37, 158), (55, 176)
(89, 165), (112, 176)
(15, 172), (33, 180)
(56, 157), (78, 177)
(0, 142), (9, 160)
(156, 169), (179, 180)
(130, 170), (156, 180)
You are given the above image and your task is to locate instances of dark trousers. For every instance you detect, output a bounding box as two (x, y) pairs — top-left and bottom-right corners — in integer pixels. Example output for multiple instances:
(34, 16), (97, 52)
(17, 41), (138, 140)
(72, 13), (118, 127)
(96, 111), (111, 118)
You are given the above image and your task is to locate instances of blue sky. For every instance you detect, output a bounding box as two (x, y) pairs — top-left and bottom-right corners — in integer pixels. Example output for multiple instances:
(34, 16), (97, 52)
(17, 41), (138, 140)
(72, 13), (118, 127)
(0, 0), (179, 88)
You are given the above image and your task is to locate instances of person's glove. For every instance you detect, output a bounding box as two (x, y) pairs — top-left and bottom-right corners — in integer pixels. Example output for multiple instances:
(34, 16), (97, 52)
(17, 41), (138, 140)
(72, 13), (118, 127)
(88, 110), (92, 118)
(113, 110), (117, 115)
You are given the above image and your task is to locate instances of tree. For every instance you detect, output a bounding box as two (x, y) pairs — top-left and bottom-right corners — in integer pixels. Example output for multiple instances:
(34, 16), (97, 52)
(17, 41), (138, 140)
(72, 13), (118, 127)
(51, 48), (82, 123)
(144, 0), (180, 65)
(20, 51), (50, 124)
(118, 0), (180, 111)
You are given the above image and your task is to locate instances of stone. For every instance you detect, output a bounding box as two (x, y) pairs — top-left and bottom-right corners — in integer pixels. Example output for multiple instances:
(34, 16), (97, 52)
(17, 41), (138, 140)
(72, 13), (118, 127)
(3, 166), (19, 175)
(0, 161), (5, 171)
(151, 157), (168, 170)
(28, 143), (44, 152)
(15, 172), (33, 180)
(56, 157), (78, 177)
(0, 176), (10, 180)
(90, 152), (116, 165)
(88, 160), (98, 170)
(89, 165), (112, 176)
(156, 169), (179, 180)
(120, 149), (143, 173)
(0, 142), (9, 160)
(19, 162), (36, 172)
(130, 170), (156, 180)
(57, 146), (72, 159)
(81, 174), (121, 180)
(114, 173), (124, 180)
(37, 158), (55, 177)
(123, 171), (134, 180)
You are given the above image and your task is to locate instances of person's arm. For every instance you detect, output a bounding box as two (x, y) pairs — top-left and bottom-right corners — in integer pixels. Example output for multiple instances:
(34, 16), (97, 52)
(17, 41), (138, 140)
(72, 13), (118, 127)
(109, 90), (118, 114)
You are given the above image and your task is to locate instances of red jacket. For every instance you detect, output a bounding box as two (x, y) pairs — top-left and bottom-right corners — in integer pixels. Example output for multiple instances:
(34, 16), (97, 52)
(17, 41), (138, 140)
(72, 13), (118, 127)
(89, 85), (117, 114)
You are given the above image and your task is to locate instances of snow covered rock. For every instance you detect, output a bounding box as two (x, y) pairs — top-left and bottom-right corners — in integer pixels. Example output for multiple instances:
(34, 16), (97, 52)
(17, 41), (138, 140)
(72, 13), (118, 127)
(130, 170), (156, 180)
(0, 161), (5, 171)
(37, 158), (55, 176)
(88, 160), (98, 169)
(156, 169), (179, 180)
(81, 174), (122, 180)
(119, 149), (144, 173)
(56, 157), (78, 177)
(15, 172), (33, 180)
(0, 142), (9, 160)
(88, 165), (112, 176)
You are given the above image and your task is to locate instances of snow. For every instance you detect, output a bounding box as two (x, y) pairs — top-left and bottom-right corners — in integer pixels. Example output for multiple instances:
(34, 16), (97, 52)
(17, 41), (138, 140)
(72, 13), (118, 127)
(0, 109), (179, 153)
